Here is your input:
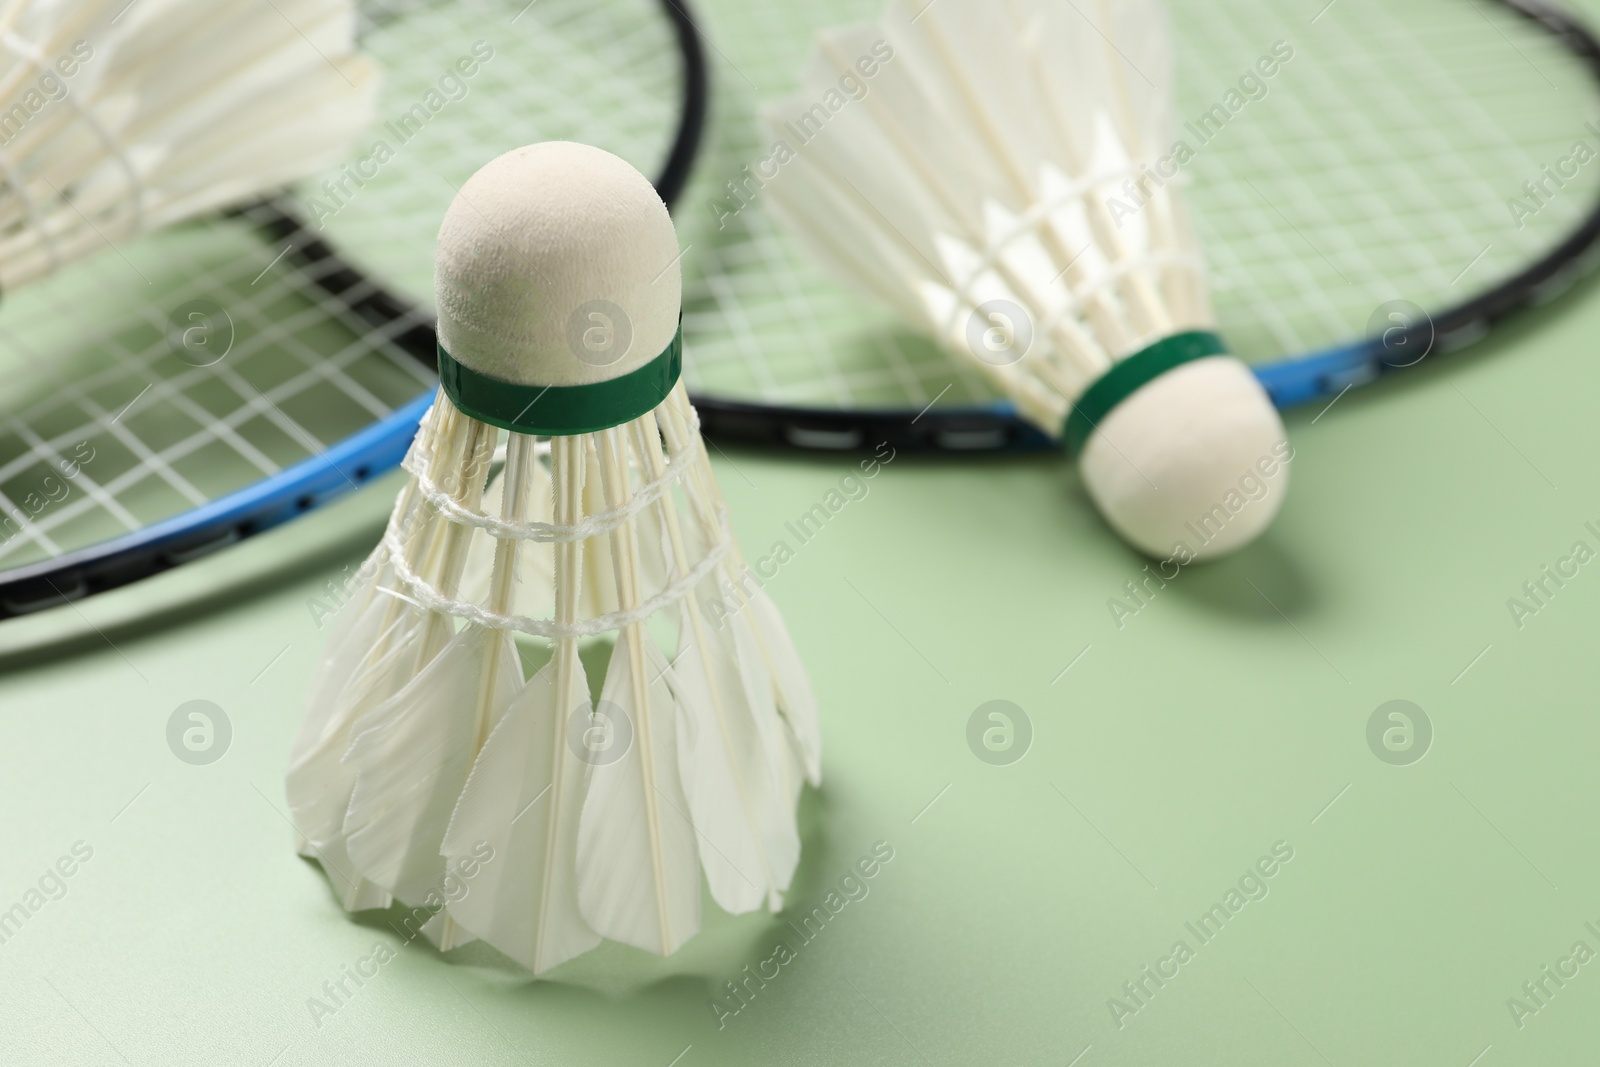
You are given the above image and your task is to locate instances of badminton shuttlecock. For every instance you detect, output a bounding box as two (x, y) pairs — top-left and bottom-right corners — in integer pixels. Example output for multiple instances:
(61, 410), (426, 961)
(286, 142), (820, 974)
(764, 0), (1289, 559)
(0, 0), (377, 290)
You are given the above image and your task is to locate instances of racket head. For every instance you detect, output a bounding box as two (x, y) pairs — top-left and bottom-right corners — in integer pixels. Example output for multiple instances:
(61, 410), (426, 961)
(0, 0), (691, 614)
(0, 200), (437, 610)
(661, 0), (1600, 432)
(2, 0), (1598, 615)
(316, 0), (1600, 440)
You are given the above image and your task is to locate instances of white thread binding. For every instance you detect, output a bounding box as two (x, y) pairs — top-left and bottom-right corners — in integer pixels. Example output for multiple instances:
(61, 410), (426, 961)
(379, 512), (734, 639)
(401, 433), (704, 544)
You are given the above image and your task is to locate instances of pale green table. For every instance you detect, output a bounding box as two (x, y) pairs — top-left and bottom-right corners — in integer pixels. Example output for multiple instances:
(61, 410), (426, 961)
(3, 275), (1599, 1066)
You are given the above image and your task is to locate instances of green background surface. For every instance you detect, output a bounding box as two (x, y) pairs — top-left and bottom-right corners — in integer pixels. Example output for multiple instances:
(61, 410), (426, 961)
(5, 0), (1600, 1064)
(2, 278), (1600, 1066)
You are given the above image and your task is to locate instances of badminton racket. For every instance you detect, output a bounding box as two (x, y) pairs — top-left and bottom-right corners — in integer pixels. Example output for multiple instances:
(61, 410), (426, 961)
(0, 0), (1594, 616)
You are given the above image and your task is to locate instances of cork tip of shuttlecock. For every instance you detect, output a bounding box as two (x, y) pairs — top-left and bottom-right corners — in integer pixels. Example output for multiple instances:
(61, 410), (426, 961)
(434, 141), (682, 389)
(1078, 356), (1290, 562)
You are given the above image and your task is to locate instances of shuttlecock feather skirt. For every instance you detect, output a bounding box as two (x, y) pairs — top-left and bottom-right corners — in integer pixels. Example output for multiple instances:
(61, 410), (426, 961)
(0, 0), (377, 291)
(760, 0), (1291, 560)
(285, 386), (820, 974)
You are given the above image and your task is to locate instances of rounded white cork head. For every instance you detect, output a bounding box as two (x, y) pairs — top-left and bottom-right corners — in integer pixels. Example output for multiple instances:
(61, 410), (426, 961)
(434, 141), (682, 388)
(1079, 357), (1290, 561)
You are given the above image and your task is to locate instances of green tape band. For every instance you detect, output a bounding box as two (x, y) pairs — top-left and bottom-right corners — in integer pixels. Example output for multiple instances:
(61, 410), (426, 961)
(438, 325), (683, 437)
(1063, 331), (1230, 457)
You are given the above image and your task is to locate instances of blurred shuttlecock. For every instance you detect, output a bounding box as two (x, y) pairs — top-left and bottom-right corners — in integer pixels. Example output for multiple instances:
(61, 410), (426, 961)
(764, 0), (1290, 559)
(286, 142), (819, 975)
(0, 0), (377, 290)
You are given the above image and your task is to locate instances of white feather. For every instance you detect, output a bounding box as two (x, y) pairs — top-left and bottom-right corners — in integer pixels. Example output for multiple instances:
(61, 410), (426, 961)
(438, 643), (601, 974)
(764, 0), (1291, 560)
(743, 584), (823, 787)
(575, 628), (701, 955)
(763, 0), (1196, 430)
(340, 624), (522, 905)
(0, 0), (376, 290)
(288, 403), (494, 907)
(285, 572), (412, 910)
(287, 568), (391, 788)
(667, 600), (797, 914)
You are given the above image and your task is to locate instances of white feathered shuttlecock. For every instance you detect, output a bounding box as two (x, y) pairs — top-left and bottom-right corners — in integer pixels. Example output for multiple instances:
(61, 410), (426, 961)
(286, 142), (820, 975)
(0, 0), (377, 290)
(764, 0), (1290, 559)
